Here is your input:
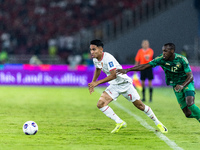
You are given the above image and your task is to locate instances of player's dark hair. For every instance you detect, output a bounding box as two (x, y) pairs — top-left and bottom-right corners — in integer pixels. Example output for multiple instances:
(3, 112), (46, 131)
(164, 43), (175, 51)
(90, 39), (104, 48)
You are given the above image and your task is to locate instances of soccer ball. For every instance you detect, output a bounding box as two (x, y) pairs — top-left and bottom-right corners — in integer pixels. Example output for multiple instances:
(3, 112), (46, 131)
(23, 121), (38, 135)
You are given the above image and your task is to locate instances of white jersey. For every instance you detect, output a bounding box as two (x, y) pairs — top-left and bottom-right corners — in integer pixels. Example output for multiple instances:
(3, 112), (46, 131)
(93, 52), (132, 85)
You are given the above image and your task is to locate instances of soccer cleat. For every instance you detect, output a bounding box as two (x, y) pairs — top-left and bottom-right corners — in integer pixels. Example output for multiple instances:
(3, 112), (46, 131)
(111, 121), (127, 133)
(157, 123), (168, 133)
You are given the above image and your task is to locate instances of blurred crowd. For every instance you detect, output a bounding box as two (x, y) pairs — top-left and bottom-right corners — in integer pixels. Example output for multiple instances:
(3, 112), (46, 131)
(0, 0), (142, 64)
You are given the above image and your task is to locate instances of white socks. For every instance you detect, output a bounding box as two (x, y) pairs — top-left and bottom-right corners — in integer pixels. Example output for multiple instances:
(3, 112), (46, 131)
(100, 106), (123, 123)
(99, 105), (160, 125)
(144, 105), (160, 125)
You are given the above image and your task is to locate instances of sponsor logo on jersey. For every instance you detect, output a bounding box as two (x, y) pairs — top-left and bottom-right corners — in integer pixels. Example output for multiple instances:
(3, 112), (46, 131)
(109, 61), (114, 67)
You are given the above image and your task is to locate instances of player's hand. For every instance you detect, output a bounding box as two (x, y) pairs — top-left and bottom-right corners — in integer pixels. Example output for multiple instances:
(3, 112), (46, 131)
(174, 85), (184, 92)
(88, 86), (94, 94)
(88, 81), (98, 94)
(116, 69), (127, 75)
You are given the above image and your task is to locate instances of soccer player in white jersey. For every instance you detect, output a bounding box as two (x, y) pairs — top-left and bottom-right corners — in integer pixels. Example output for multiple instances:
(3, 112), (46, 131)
(88, 39), (168, 133)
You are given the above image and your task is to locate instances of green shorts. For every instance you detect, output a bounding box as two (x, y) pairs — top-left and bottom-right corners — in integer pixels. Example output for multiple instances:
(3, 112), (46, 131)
(173, 82), (195, 109)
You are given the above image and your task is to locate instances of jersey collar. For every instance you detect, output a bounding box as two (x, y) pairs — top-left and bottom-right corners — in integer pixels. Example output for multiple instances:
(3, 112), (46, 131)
(174, 53), (177, 59)
(98, 52), (104, 61)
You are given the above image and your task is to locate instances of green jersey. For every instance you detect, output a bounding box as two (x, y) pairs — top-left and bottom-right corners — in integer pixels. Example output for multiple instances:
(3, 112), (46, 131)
(149, 53), (192, 86)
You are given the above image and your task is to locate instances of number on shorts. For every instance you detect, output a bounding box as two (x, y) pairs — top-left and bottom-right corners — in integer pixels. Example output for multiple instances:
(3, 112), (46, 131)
(128, 94), (132, 100)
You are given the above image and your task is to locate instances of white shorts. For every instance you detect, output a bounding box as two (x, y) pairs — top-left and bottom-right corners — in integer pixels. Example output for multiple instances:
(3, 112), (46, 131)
(105, 82), (140, 102)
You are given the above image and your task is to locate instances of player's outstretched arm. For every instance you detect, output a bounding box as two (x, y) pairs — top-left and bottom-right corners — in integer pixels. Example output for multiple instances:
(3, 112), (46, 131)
(117, 63), (152, 74)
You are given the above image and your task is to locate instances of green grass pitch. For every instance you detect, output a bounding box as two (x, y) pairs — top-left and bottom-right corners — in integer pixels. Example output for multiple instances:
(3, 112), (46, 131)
(0, 86), (200, 150)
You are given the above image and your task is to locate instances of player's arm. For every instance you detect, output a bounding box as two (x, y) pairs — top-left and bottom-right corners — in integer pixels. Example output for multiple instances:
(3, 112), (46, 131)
(88, 68), (117, 94)
(92, 68), (101, 82)
(88, 68), (101, 94)
(135, 61), (139, 66)
(174, 57), (194, 92)
(174, 72), (193, 92)
(95, 69), (117, 85)
(182, 72), (193, 87)
(117, 63), (152, 74)
(89, 69), (116, 87)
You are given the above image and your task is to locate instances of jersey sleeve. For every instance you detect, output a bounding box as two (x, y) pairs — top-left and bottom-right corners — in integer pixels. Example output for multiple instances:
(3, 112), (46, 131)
(148, 55), (162, 67)
(149, 48), (154, 60)
(135, 49), (141, 62)
(182, 57), (191, 73)
(107, 55), (117, 71)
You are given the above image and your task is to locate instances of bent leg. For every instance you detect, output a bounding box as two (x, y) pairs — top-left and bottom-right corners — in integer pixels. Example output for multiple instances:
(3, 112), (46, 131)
(97, 91), (113, 108)
(132, 99), (167, 133)
(133, 99), (160, 125)
(182, 106), (193, 118)
(186, 96), (200, 122)
(122, 83), (167, 133)
(98, 91), (123, 124)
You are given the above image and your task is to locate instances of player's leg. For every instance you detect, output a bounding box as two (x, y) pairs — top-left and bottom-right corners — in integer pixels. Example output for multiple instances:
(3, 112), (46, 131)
(181, 96), (200, 122)
(141, 80), (145, 102)
(186, 94), (200, 122)
(122, 84), (168, 133)
(140, 71), (146, 102)
(173, 88), (192, 117)
(97, 91), (123, 123)
(173, 83), (200, 122)
(148, 80), (153, 102)
(99, 85), (126, 133)
(148, 68), (154, 102)
(184, 83), (200, 121)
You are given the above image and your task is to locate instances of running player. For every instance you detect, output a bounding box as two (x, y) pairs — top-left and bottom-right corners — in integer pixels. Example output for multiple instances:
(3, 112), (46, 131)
(117, 43), (200, 122)
(88, 39), (168, 133)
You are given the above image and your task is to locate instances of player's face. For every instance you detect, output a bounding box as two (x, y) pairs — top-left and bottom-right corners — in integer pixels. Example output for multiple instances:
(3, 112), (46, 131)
(162, 45), (174, 60)
(90, 44), (103, 60)
(142, 40), (149, 49)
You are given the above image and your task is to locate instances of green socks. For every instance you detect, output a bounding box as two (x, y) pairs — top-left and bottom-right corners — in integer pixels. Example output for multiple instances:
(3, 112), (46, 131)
(188, 104), (200, 122)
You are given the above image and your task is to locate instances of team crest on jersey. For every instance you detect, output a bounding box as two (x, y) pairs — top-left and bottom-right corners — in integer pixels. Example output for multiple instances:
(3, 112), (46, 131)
(176, 62), (182, 68)
(109, 61), (114, 67)
(144, 55), (150, 61)
(101, 62), (103, 67)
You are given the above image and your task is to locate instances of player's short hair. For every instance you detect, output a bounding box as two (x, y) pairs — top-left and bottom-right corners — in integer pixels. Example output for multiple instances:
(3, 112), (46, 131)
(164, 43), (175, 51)
(90, 39), (104, 48)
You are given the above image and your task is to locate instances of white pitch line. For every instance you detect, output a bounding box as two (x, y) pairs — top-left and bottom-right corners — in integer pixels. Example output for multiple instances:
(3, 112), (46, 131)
(95, 88), (184, 150)
(113, 102), (183, 150)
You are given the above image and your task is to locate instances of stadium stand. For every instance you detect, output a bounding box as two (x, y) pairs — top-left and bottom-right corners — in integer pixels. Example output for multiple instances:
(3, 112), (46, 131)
(0, 0), (184, 64)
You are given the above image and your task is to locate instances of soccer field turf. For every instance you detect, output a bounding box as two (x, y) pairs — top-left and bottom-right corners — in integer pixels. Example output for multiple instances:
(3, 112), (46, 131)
(0, 86), (200, 150)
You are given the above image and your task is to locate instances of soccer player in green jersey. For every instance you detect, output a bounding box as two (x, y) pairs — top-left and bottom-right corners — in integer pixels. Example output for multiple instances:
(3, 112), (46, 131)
(117, 43), (200, 123)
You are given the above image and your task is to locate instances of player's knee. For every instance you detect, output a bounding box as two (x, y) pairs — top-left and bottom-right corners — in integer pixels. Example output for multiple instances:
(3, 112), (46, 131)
(135, 103), (145, 111)
(138, 104), (145, 111)
(97, 100), (105, 109)
(186, 96), (194, 107)
(186, 102), (194, 108)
